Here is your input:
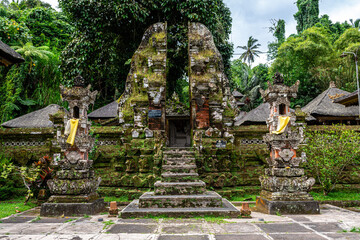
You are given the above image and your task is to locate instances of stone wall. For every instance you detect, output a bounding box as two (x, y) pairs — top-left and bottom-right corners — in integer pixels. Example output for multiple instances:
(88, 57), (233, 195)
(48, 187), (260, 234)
(2, 125), (360, 198)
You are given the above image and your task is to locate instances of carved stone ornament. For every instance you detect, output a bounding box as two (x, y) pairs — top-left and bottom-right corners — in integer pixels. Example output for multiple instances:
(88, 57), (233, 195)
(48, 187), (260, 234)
(279, 149), (294, 162)
(65, 151), (82, 164)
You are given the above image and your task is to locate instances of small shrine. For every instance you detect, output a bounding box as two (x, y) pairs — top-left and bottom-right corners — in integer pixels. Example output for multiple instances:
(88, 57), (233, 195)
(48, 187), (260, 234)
(40, 76), (105, 216)
(256, 73), (320, 215)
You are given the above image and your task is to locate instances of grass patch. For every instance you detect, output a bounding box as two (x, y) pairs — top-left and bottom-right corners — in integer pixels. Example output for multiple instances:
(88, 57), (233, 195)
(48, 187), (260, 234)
(230, 194), (257, 202)
(102, 220), (115, 230)
(311, 191), (360, 201)
(0, 197), (37, 219)
(104, 196), (129, 202)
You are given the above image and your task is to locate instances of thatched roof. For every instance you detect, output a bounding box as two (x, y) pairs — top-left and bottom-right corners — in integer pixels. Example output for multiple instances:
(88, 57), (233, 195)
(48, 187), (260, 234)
(1, 104), (63, 128)
(234, 103), (270, 126)
(333, 90), (358, 106)
(0, 40), (25, 66)
(302, 84), (359, 117)
(88, 101), (118, 119)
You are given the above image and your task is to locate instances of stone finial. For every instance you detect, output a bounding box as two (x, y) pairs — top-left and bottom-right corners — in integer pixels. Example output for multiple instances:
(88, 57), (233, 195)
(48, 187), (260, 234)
(273, 72), (284, 84)
(329, 81), (336, 88)
(74, 75), (85, 87)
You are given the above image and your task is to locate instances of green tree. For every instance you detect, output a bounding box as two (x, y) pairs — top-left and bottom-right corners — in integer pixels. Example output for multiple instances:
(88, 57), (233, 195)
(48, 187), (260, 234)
(294, 0), (319, 34)
(303, 125), (360, 195)
(237, 36), (261, 67)
(268, 19), (285, 60)
(0, 3), (72, 123)
(231, 60), (269, 110)
(12, 42), (53, 72)
(59, 0), (233, 107)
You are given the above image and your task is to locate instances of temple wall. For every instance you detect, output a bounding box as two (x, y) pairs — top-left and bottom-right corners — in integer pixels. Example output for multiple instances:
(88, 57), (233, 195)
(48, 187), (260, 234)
(1, 125), (360, 199)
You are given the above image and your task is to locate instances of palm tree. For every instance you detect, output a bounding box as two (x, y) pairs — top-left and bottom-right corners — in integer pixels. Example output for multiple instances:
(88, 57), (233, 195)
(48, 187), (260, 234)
(350, 19), (360, 29)
(11, 42), (53, 72)
(237, 36), (262, 67)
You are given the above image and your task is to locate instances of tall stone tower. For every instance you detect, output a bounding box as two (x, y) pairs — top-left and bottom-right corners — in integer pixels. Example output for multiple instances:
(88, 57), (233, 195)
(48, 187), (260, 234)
(41, 76), (105, 216)
(256, 73), (319, 214)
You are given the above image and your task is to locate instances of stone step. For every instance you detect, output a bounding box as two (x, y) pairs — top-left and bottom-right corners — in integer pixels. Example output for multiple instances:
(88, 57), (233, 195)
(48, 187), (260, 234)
(163, 153), (194, 159)
(121, 197), (240, 218)
(161, 173), (199, 182)
(154, 181), (206, 195)
(138, 191), (223, 208)
(162, 164), (197, 174)
(163, 157), (196, 165)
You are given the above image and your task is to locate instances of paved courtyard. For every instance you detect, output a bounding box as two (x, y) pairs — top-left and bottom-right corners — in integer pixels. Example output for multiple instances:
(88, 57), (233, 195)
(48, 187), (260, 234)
(0, 204), (360, 240)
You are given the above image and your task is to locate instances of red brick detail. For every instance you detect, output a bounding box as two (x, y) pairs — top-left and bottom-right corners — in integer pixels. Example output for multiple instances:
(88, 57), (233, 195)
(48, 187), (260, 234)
(195, 99), (210, 129)
(149, 105), (162, 130)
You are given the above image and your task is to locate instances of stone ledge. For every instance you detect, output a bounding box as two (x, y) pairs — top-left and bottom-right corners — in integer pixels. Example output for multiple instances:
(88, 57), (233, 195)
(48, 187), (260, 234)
(121, 198), (240, 218)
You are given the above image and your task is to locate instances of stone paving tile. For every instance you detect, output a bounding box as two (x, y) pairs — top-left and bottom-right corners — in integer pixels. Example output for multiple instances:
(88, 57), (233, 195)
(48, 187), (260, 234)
(285, 215), (310, 222)
(30, 218), (76, 223)
(269, 233), (327, 240)
(97, 234), (155, 240)
(0, 224), (34, 235)
(209, 223), (259, 234)
(326, 233), (360, 239)
(59, 222), (104, 234)
(256, 223), (312, 233)
(18, 223), (63, 235)
(214, 234), (268, 240)
(41, 234), (99, 240)
(304, 222), (345, 232)
(117, 218), (158, 224)
(161, 224), (208, 234)
(157, 235), (209, 240)
(107, 224), (157, 234)
(0, 217), (35, 223)
(162, 219), (204, 224)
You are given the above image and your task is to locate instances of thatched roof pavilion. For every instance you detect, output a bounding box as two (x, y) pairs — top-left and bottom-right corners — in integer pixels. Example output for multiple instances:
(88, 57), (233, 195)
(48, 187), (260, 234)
(302, 82), (359, 124)
(234, 102), (270, 126)
(88, 101), (118, 120)
(0, 40), (25, 66)
(1, 104), (63, 128)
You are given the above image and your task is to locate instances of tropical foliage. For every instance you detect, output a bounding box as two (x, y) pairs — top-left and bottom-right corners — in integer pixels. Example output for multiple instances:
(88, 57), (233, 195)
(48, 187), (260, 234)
(303, 126), (360, 195)
(0, 0), (73, 123)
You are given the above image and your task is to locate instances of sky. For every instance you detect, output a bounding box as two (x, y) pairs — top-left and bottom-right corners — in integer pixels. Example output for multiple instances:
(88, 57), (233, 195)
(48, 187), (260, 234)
(44, 0), (360, 66)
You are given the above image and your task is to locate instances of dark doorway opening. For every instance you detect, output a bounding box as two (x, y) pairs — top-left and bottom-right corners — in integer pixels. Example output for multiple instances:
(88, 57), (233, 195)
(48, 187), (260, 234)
(168, 118), (191, 147)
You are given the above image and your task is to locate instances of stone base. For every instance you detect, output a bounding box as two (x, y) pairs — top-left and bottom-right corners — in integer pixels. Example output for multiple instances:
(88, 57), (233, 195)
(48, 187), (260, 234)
(256, 196), (320, 215)
(121, 198), (240, 218)
(40, 198), (106, 217)
(139, 191), (222, 208)
(48, 193), (100, 203)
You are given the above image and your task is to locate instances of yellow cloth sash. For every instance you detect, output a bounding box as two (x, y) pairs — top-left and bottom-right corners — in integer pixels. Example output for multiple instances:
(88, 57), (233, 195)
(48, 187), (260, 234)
(272, 116), (290, 134)
(66, 119), (79, 146)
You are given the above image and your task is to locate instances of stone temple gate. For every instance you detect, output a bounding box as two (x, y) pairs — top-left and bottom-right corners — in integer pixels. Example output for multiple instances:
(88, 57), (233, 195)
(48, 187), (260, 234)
(118, 22), (241, 217)
(117, 22), (238, 149)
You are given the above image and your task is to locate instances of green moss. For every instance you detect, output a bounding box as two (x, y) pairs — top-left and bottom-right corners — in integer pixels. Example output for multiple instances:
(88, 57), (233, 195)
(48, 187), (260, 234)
(193, 49), (215, 60)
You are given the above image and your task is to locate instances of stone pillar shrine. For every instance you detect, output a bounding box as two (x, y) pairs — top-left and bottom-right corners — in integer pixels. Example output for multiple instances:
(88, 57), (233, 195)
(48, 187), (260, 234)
(41, 76), (105, 216)
(256, 73), (320, 215)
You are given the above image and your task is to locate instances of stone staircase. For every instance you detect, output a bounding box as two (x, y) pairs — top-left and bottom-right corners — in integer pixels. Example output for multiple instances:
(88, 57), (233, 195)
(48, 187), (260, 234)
(121, 147), (240, 218)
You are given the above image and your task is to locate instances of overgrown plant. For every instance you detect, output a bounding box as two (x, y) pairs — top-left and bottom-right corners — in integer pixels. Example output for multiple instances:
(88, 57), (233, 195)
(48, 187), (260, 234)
(303, 125), (360, 195)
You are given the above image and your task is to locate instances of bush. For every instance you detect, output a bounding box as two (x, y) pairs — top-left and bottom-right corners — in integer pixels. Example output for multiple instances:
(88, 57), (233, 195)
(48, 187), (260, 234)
(303, 125), (360, 195)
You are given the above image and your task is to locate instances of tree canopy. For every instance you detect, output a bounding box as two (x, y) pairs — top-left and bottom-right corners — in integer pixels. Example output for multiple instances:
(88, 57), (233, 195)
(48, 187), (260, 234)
(59, 0), (233, 106)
